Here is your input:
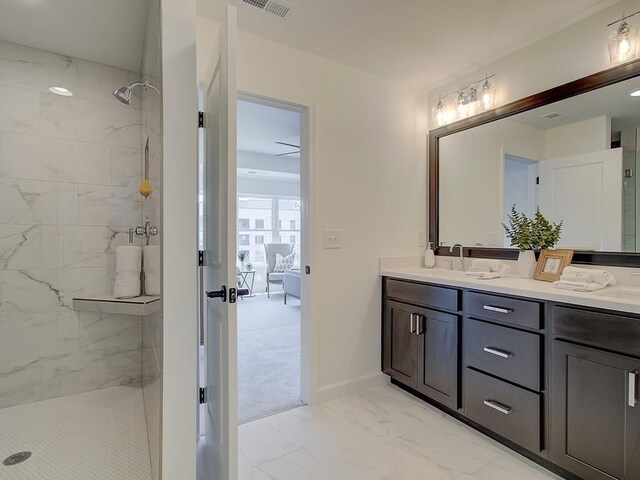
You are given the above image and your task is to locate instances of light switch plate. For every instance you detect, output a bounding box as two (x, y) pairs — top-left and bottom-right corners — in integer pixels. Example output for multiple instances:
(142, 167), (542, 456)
(324, 229), (341, 249)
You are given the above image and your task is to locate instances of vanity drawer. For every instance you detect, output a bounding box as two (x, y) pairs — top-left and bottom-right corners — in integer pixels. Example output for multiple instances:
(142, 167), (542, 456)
(385, 278), (460, 311)
(552, 306), (640, 356)
(464, 368), (541, 452)
(464, 318), (541, 391)
(464, 291), (541, 330)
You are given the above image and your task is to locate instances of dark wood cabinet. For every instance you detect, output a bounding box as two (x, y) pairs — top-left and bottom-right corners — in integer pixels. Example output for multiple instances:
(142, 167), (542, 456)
(416, 309), (458, 409)
(382, 277), (640, 480)
(550, 340), (640, 480)
(382, 300), (418, 386)
(382, 278), (460, 409)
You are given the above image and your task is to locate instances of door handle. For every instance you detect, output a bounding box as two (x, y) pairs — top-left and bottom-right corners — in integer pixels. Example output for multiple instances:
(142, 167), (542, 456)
(629, 370), (639, 407)
(483, 346), (513, 359)
(409, 314), (416, 334)
(206, 285), (227, 302)
(483, 305), (513, 314)
(415, 314), (424, 335)
(483, 399), (512, 415)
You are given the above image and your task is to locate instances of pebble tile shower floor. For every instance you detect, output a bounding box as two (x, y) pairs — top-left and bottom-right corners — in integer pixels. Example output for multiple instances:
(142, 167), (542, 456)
(0, 386), (151, 480)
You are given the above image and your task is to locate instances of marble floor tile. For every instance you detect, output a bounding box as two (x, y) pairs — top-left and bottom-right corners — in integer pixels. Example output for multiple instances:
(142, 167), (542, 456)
(255, 448), (332, 480)
(239, 384), (560, 480)
(239, 414), (302, 467)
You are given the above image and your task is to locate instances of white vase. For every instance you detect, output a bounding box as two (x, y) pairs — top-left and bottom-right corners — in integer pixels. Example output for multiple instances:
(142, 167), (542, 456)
(517, 250), (536, 278)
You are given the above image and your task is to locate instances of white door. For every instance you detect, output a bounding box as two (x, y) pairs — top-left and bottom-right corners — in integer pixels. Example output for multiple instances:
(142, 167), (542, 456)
(197, 6), (238, 480)
(538, 148), (622, 251)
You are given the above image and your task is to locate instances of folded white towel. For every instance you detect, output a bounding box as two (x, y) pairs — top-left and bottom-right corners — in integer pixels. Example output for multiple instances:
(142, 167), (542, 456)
(114, 277), (141, 298)
(115, 270), (140, 282)
(471, 259), (505, 272)
(145, 269), (160, 296)
(115, 246), (142, 273)
(143, 245), (160, 270)
(465, 271), (505, 280)
(552, 280), (606, 292)
(562, 266), (616, 287)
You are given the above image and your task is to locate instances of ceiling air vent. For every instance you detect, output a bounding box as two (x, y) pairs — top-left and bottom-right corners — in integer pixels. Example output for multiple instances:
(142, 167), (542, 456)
(542, 112), (562, 119)
(242, 0), (294, 19)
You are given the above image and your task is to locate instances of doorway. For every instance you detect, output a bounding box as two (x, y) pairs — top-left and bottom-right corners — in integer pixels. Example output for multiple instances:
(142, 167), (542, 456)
(236, 96), (307, 424)
(502, 154), (538, 247)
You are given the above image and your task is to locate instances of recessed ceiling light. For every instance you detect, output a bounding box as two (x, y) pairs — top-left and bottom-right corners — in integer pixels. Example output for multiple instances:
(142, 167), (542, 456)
(48, 86), (73, 97)
(630, 89), (640, 97)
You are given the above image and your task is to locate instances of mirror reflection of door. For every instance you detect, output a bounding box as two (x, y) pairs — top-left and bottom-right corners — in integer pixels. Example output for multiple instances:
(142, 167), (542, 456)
(503, 154), (538, 248)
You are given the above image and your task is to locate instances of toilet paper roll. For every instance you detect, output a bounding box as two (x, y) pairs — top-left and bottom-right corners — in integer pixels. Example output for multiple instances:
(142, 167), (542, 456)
(143, 246), (160, 270)
(115, 246), (142, 273)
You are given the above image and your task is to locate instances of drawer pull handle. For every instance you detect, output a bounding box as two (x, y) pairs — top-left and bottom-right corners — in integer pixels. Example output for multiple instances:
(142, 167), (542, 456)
(483, 305), (513, 314)
(409, 314), (416, 334)
(630, 370), (639, 408)
(483, 399), (512, 415)
(483, 346), (513, 359)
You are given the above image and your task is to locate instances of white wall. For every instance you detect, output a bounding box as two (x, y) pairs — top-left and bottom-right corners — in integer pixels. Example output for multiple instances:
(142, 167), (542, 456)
(427, 0), (640, 119)
(161, 0), (198, 479)
(198, 16), (426, 399)
(544, 115), (611, 159)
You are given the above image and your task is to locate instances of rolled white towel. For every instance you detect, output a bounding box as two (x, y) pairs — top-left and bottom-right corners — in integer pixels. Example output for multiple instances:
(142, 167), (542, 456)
(562, 266), (615, 287)
(114, 277), (141, 298)
(116, 246), (142, 273)
(143, 245), (160, 270)
(145, 269), (161, 296)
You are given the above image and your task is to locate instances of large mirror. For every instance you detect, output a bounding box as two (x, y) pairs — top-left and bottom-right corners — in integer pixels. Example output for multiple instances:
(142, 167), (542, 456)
(431, 61), (640, 265)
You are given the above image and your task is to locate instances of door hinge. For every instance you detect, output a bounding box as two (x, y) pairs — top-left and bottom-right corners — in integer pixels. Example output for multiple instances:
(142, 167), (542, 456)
(198, 250), (204, 266)
(199, 387), (207, 404)
(536, 176), (540, 185)
(198, 111), (204, 128)
(305, 265), (311, 274)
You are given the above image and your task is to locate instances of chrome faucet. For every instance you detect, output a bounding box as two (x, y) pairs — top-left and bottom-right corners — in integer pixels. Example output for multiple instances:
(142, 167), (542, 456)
(449, 243), (465, 271)
(129, 216), (159, 245)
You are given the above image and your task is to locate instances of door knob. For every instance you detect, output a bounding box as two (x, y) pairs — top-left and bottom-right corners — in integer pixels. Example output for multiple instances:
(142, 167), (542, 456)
(206, 286), (227, 302)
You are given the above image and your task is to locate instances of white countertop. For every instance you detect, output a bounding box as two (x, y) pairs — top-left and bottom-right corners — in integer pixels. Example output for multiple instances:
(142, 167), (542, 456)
(380, 266), (640, 315)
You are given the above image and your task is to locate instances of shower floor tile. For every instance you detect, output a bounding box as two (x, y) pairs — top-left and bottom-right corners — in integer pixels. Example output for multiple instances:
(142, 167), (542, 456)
(0, 385), (152, 480)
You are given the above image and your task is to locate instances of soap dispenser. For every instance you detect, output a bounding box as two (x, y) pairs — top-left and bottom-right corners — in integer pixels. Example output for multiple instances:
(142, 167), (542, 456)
(424, 242), (435, 268)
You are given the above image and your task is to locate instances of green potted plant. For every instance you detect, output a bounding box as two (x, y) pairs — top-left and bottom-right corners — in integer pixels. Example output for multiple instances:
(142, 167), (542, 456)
(502, 205), (563, 278)
(238, 250), (249, 271)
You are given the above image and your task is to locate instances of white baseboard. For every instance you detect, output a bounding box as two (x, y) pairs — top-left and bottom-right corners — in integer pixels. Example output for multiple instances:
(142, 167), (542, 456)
(314, 372), (389, 403)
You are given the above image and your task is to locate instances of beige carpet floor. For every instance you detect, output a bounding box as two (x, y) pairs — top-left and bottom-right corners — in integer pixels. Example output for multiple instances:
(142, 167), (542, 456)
(237, 293), (304, 424)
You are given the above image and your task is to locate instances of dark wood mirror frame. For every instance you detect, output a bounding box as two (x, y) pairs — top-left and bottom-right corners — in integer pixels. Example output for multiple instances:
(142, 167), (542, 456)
(429, 59), (640, 267)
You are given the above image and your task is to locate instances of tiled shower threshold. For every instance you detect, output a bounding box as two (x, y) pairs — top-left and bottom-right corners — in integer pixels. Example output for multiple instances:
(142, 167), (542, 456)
(0, 385), (151, 480)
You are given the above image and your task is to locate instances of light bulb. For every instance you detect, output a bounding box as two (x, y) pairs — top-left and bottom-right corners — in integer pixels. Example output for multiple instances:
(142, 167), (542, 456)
(619, 36), (631, 60)
(456, 91), (467, 118)
(433, 99), (447, 127)
(482, 80), (493, 109)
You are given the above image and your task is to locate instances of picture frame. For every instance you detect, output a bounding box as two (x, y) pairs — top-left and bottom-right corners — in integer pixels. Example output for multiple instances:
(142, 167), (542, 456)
(534, 249), (574, 282)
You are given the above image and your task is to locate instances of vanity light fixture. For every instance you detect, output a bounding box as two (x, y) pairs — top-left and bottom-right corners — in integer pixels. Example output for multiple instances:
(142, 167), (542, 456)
(48, 86), (73, 97)
(431, 74), (496, 127)
(608, 11), (640, 63)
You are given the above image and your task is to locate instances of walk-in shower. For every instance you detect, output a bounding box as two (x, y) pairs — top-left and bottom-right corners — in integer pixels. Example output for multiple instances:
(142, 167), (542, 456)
(0, 0), (163, 479)
(113, 80), (160, 105)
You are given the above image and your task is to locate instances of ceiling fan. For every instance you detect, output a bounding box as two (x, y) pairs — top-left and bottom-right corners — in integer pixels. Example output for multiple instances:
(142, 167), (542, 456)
(275, 141), (300, 156)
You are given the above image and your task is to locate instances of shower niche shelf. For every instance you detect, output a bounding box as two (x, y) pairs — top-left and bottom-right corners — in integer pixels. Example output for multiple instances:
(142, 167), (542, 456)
(72, 295), (161, 316)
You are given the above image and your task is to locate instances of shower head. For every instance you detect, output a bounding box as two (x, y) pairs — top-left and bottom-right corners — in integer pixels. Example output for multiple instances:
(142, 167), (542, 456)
(113, 86), (132, 105)
(112, 80), (160, 105)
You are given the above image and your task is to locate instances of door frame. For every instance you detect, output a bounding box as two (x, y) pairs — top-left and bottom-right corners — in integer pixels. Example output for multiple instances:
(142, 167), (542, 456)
(237, 90), (317, 404)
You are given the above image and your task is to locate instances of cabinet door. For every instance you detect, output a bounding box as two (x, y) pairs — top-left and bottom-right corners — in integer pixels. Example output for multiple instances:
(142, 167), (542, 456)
(551, 340), (640, 480)
(382, 300), (418, 388)
(416, 308), (459, 410)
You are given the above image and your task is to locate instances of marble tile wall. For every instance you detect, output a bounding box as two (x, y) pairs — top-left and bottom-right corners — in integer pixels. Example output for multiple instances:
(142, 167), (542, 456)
(139, 1), (163, 478)
(0, 39), (146, 408)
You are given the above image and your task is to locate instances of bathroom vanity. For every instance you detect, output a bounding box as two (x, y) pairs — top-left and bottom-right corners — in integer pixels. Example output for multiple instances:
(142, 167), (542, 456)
(380, 268), (640, 480)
